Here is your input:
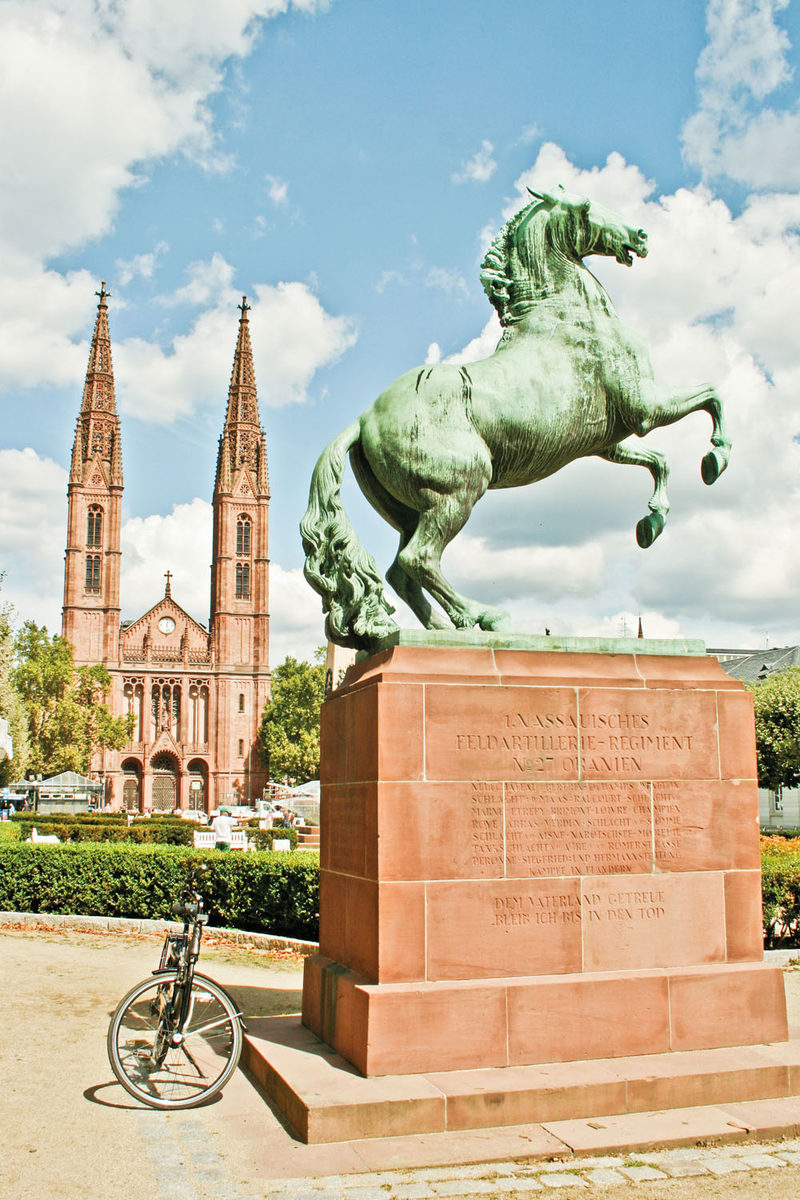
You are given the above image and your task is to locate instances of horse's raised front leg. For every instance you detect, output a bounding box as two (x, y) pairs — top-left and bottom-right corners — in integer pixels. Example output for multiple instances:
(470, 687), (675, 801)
(626, 384), (731, 486)
(397, 490), (512, 632)
(598, 441), (670, 548)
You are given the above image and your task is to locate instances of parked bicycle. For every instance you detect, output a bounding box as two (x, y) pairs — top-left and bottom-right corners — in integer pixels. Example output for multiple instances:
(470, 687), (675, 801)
(107, 869), (245, 1109)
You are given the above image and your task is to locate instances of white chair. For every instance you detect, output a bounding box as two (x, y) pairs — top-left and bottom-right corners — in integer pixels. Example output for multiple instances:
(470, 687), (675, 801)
(272, 838), (291, 852)
(228, 830), (249, 851)
(28, 827), (60, 844)
(193, 830), (216, 849)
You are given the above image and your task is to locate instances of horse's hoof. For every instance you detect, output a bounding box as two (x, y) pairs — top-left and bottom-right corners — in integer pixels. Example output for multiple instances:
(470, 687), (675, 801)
(701, 447), (727, 485)
(636, 512), (665, 548)
(478, 610), (512, 632)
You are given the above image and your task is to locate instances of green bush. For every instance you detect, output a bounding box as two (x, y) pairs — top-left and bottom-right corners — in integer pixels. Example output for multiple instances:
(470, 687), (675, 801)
(0, 822), (20, 842)
(0, 843), (319, 939)
(11, 814), (194, 845)
(12, 812), (126, 824)
(249, 826), (299, 851)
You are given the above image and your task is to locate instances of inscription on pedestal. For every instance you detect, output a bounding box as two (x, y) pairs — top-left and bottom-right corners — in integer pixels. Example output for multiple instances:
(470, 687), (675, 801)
(470, 782), (504, 872)
(428, 686), (716, 782)
(506, 781), (653, 876)
(464, 781), (691, 879)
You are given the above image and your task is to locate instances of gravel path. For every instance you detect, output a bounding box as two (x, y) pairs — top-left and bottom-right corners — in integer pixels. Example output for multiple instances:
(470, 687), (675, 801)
(5, 924), (800, 1200)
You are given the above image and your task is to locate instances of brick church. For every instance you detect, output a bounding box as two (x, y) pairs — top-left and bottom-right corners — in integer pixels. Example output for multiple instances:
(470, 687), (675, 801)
(61, 285), (271, 812)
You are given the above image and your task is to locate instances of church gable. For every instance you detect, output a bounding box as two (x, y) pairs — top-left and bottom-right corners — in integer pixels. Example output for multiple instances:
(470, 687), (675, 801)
(83, 452), (109, 490)
(232, 464), (257, 499)
(121, 595), (209, 663)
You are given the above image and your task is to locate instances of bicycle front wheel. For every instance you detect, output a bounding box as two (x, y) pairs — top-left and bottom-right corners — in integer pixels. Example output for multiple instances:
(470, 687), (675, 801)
(107, 971), (243, 1109)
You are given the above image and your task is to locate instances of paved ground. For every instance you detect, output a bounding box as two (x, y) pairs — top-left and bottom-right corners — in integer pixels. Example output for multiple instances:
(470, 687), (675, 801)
(5, 924), (800, 1200)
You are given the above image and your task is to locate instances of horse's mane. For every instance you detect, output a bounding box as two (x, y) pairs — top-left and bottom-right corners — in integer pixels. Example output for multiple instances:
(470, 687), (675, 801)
(480, 198), (548, 326)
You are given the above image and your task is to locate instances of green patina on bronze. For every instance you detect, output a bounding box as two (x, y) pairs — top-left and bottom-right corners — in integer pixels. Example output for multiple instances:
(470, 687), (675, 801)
(301, 186), (731, 650)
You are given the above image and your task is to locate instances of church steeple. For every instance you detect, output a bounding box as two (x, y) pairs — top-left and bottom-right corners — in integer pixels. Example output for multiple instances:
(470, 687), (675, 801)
(210, 297), (270, 674)
(214, 297), (269, 496)
(70, 282), (123, 487)
(61, 283), (123, 665)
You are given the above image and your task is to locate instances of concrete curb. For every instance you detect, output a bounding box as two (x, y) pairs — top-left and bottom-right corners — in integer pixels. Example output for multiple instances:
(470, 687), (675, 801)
(765, 948), (800, 966)
(0, 909), (318, 956)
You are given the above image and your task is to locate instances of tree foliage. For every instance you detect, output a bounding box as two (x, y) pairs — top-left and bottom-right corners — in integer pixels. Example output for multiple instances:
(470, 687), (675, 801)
(748, 668), (800, 792)
(259, 650), (325, 784)
(0, 597), (29, 784)
(12, 621), (133, 777)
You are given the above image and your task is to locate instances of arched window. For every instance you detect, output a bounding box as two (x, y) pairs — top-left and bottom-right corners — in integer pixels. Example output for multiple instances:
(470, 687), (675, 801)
(85, 554), (101, 593)
(151, 680), (181, 739)
(236, 514), (251, 556)
(235, 562), (250, 599)
(87, 505), (103, 547)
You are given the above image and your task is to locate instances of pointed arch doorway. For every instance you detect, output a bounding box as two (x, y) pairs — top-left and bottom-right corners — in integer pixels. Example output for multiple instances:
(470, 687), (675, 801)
(151, 752), (179, 812)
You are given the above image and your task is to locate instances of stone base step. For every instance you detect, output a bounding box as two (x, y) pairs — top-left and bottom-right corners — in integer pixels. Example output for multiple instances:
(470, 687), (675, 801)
(243, 1015), (800, 1146)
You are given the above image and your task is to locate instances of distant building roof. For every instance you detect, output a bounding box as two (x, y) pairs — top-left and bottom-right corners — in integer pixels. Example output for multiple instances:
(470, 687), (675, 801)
(41, 771), (97, 788)
(710, 646), (800, 683)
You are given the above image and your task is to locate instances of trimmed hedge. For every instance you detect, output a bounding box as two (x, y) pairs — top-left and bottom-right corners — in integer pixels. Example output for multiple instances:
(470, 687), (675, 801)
(9, 813), (300, 849)
(11, 813), (194, 845)
(249, 826), (299, 851)
(0, 843), (319, 939)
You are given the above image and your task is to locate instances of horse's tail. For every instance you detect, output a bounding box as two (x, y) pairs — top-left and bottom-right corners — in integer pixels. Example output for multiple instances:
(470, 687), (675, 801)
(300, 420), (397, 649)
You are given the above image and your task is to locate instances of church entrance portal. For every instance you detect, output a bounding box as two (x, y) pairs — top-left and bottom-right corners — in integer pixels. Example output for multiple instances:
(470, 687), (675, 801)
(151, 753), (179, 812)
(187, 759), (208, 812)
(122, 759), (142, 812)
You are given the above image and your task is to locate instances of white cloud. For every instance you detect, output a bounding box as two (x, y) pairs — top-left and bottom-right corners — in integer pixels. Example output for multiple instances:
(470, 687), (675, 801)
(115, 272), (357, 423)
(158, 253), (236, 308)
(452, 139), (497, 184)
(682, 0), (800, 188)
(445, 535), (606, 602)
(116, 242), (170, 286)
(0, 263), (98, 390)
(121, 499), (212, 624)
(375, 270), (406, 294)
(425, 267), (469, 297)
(0, 448), (67, 631)
(0, 0), (334, 404)
(268, 563), (327, 662)
(265, 174), (289, 206)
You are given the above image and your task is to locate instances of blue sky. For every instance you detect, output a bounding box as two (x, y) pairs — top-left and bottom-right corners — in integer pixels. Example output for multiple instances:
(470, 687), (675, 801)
(1, 0), (799, 660)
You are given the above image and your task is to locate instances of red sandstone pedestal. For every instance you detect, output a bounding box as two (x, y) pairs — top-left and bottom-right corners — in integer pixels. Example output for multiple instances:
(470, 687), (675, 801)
(301, 635), (787, 1079)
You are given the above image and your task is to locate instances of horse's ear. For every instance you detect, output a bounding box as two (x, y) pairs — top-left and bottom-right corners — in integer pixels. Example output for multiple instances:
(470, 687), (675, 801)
(526, 188), (543, 200)
(532, 189), (559, 208)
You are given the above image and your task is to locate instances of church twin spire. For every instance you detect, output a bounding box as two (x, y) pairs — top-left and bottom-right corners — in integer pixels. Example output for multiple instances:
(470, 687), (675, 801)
(214, 296), (270, 497)
(70, 282), (123, 487)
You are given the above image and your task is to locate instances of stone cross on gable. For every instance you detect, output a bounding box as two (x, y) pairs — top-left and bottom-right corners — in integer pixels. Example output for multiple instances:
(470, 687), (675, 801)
(164, 570), (172, 597)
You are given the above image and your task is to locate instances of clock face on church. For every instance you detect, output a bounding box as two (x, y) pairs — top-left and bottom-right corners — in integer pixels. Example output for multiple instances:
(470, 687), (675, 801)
(158, 616), (175, 635)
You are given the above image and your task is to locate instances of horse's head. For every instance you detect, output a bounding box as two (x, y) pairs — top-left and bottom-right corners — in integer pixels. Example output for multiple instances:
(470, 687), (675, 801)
(531, 185), (648, 268)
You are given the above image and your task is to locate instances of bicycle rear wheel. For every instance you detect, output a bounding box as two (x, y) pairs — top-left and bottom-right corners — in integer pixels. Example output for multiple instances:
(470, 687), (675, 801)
(107, 971), (242, 1109)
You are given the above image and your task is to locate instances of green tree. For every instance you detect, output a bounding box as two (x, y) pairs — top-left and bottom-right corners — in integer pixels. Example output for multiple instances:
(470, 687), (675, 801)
(259, 650), (325, 784)
(12, 621), (133, 776)
(0, 595), (29, 784)
(748, 668), (800, 792)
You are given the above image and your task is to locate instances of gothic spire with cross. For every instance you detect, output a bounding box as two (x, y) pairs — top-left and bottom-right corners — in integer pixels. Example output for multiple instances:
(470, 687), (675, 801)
(62, 282), (123, 666)
(214, 296), (269, 496)
(70, 282), (122, 487)
(210, 296), (270, 672)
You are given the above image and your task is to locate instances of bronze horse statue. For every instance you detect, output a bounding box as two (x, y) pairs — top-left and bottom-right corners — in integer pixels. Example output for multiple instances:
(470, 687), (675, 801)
(301, 186), (730, 648)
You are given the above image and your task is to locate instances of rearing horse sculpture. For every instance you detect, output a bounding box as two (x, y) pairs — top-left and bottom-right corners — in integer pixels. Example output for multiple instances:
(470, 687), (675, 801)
(301, 186), (730, 649)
